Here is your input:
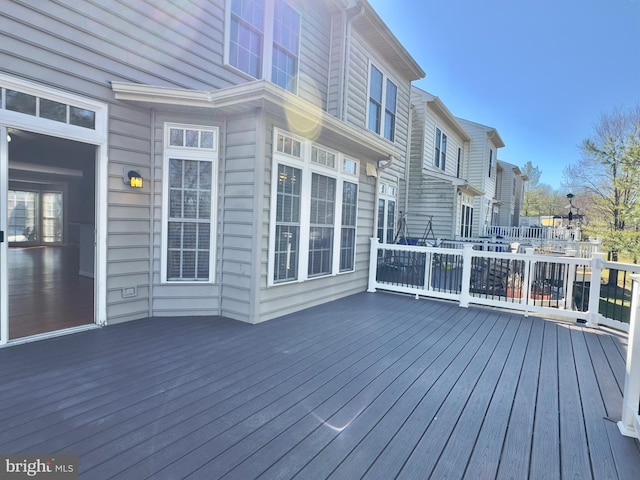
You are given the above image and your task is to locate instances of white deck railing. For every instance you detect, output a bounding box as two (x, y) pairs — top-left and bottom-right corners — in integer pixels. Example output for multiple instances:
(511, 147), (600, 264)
(445, 237), (600, 258)
(483, 225), (573, 240)
(368, 239), (606, 326)
(619, 274), (640, 440)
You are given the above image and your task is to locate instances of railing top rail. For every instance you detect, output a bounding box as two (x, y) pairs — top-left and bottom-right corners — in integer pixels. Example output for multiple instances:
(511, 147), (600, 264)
(601, 260), (640, 272)
(375, 242), (591, 264)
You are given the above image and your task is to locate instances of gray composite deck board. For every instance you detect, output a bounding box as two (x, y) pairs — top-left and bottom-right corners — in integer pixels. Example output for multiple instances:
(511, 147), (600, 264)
(530, 320), (561, 479)
(1, 292), (639, 479)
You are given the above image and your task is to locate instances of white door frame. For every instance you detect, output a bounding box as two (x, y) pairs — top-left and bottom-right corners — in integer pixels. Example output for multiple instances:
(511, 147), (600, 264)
(0, 73), (108, 345)
(0, 125), (8, 344)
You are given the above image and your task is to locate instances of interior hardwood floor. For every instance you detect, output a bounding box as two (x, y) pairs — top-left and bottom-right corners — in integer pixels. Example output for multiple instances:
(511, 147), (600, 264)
(8, 246), (94, 340)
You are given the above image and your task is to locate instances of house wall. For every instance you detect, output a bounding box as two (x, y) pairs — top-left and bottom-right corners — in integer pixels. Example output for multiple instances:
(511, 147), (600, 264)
(406, 91), (470, 240)
(344, 30), (412, 182)
(1, 0), (421, 327)
(456, 118), (501, 236)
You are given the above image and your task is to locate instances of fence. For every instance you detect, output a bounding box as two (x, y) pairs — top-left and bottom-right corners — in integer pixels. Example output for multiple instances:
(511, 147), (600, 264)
(619, 274), (640, 440)
(369, 239), (640, 332)
(483, 225), (574, 240)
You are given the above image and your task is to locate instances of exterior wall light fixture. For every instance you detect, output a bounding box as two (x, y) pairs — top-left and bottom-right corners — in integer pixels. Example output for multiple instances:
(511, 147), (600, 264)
(125, 169), (143, 188)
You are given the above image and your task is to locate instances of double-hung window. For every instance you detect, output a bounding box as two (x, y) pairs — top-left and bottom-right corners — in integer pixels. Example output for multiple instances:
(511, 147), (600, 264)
(270, 130), (359, 285)
(227, 0), (300, 92)
(434, 128), (447, 171)
(368, 64), (397, 142)
(488, 149), (493, 177)
(162, 124), (218, 283)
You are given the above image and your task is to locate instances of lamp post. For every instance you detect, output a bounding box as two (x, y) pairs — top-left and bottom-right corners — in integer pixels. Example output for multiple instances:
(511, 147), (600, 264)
(567, 193), (575, 224)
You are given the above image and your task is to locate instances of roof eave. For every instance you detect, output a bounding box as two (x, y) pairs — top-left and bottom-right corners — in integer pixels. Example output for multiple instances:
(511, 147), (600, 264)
(111, 80), (400, 161)
(355, 1), (425, 81)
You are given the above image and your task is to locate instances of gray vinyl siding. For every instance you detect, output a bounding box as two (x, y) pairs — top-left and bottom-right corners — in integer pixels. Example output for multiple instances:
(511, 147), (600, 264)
(296, 0), (332, 109)
(405, 179), (455, 241)
(344, 30), (411, 181)
(327, 13), (346, 118)
(220, 113), (261, 320)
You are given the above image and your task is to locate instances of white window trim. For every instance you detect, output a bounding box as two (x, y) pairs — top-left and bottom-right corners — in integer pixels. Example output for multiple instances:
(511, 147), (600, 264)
(268, 129), (359, 287)
(223, 0), (301, 94)
(377, 182), (397, 244)
(0, 73), (109, 336)
(366, 62), (398, 142)
(434, 126), (448, 171)
(161, 123), (219, 284)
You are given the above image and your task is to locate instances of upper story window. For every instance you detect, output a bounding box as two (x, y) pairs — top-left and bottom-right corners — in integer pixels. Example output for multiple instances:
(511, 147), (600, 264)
(434, 128), (447, 171)
(488, 149), (493, 177)
(368, 65), (397, 142)
(456, 147), (462, 178)
(227, 0), (300, 93)
(512, 177), (517, 196)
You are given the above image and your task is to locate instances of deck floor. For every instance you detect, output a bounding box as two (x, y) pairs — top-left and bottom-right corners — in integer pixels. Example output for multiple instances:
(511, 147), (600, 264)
(1, 292), (639, 479)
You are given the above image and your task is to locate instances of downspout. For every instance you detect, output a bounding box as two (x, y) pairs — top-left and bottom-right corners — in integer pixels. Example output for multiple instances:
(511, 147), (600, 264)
(148, 108), (156, 317)
(218, 116), (228, 317)
(403, 104), (414, 214)
(452, 184), (459, 239)
(342, 4), (365, 121)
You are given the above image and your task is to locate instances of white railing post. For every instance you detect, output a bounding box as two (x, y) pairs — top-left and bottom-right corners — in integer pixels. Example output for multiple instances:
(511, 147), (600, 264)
(368, 237), (379, 293)
(618, 274), (640, 439)
(585, 252), (605, 327)
(522, 247), (536, 315)
(459, 244), (473, 308)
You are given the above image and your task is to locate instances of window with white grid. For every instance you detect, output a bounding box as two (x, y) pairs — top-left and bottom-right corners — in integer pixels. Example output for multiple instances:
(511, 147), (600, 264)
(269, 128), (360, 285)
(163, 124), (218, 283)
(226, 0), (300, 93)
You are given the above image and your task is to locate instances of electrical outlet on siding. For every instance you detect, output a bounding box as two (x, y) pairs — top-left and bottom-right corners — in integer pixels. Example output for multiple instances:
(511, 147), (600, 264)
(122, 287), (137, 298)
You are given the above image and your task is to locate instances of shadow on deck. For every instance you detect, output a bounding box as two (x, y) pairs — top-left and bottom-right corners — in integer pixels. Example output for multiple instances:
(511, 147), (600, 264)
(1, 292), (639, 479)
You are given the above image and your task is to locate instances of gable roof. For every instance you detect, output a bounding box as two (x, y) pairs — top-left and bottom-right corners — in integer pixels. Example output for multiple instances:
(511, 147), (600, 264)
(351, 0), (425, 81)
(412, 87), (471, 142)
(455, 117), (506, 149)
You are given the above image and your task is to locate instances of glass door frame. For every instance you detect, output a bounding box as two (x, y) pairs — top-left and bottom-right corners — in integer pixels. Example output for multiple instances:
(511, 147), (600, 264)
(0, 72), (109, 345)
(0, 125), (8, 344)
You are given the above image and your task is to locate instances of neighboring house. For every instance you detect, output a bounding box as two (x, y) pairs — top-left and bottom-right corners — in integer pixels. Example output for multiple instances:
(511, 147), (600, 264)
(495, 160), (527, 227)
(404, 87), (482, 241)
(0, 0), (424, 341)
(455, 117), (505, 237)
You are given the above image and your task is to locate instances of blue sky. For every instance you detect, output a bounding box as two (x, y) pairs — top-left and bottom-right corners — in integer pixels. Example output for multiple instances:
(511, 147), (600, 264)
(368, 0), (640, 189)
